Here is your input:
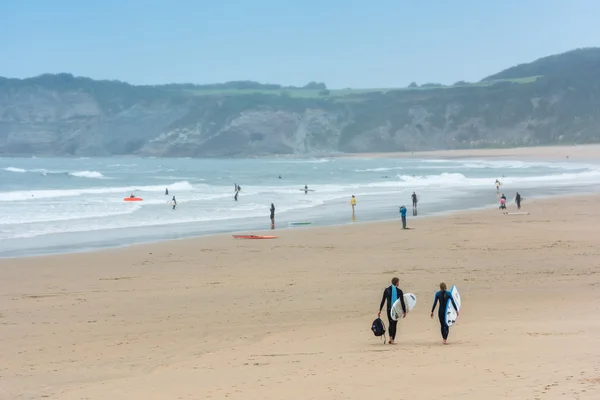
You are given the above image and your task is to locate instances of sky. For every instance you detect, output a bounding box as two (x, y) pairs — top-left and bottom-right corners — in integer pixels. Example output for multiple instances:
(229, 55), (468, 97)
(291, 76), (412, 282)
(1, 0), (599, 89)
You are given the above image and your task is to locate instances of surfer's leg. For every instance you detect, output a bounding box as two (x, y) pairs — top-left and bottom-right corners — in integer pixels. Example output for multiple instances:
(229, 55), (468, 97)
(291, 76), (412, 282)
(438, 313), (449, 342)
(386, 311), (397, 343)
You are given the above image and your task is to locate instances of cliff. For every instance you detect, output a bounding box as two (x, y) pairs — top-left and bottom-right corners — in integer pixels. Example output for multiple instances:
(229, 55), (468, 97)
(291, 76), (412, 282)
(1, 48), (600, 157)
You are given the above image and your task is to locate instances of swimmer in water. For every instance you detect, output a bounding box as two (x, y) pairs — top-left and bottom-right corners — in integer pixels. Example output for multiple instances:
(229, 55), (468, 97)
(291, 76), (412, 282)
(172, 196), (177, 210)
(304, 185), (308, 194)
(130, 193), (135, 198)
(165, 188), (169, 195)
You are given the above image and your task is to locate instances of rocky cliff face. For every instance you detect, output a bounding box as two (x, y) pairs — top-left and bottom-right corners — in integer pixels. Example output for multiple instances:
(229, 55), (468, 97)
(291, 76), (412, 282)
(2, 51), (600, 157)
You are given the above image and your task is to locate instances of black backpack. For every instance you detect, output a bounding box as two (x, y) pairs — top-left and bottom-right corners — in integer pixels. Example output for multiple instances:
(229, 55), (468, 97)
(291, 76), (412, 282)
(371, 318), (386, 341)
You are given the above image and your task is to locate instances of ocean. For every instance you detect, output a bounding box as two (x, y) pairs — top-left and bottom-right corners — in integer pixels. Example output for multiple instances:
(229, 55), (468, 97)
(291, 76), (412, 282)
(2, 156), (600, 258)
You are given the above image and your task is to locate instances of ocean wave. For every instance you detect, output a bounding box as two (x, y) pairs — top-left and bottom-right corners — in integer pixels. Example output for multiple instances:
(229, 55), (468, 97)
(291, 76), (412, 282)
(355, 167), (403, 172)
(0, 204), (141, 225)
(3, 167), (27, 173)
(68, 170), (105, 179)
(0, 181), (195, 202)
(3, 167), (107, 178)
(108, 163), (138, 167)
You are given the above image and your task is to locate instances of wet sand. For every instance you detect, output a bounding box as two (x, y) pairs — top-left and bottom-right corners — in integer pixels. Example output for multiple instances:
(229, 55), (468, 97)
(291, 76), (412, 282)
(1, 195), (600, 399)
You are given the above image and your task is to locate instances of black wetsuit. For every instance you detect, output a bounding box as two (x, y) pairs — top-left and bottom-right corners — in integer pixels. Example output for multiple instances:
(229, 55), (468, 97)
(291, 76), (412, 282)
(270, 205), (275, 224)
(172, 196), (177, 210)
(379, 285), (406, 340)
(431, 290), (458, 340)
(412, 193), (418, 208)
(515, 193), (521, 209)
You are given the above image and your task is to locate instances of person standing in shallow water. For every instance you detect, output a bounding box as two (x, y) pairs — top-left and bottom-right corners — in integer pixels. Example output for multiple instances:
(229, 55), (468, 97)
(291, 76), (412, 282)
(430, 282), (459, 345)
(378, 277), (406, 344)
(270, 203), (275, 229)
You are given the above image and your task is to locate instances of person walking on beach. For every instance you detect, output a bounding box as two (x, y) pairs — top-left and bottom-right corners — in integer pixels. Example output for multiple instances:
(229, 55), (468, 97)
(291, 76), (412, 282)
(411, 192), (418, 210)
(378, 277), (406, 345)
(350, 195), (356, 213)
(515, 192), (522, 210)
(270, 203), (275, 229)
(399, 205), (407, 229)
(430, 282), (459, 344)
(495, 179), (501, 193)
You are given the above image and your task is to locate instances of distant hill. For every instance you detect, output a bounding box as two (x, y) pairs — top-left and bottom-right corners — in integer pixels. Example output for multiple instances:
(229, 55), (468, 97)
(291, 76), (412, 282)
(483, 47), (600, 81)
(1, 48), (600, 157)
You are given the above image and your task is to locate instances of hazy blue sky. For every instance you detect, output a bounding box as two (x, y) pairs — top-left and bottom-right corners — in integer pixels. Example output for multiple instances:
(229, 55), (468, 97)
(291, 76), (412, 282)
(1, 0), (598, 88)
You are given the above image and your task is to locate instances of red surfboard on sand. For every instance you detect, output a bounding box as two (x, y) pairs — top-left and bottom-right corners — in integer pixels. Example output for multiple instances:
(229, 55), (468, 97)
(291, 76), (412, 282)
(232, 235), (277, 239)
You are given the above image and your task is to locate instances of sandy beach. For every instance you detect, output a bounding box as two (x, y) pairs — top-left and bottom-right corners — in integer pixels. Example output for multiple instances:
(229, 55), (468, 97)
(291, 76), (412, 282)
(1, 191), (600, 399)
(343, 143), (600, 160)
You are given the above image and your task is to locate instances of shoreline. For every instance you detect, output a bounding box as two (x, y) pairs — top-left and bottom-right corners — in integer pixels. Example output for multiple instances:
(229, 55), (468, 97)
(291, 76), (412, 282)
(2, 192), (599, 399)
(3, 188), (598, 260)
(3, 144), (600, 161)
(2, 190), (596, 262)
(337, 143), (600, 160)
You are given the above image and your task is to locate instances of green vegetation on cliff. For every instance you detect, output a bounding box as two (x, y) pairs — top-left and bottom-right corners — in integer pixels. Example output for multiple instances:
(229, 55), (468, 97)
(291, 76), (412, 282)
(1, 48), (600, 156)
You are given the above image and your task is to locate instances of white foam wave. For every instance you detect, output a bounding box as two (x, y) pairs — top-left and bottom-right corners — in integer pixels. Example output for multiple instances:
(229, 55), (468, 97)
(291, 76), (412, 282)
(3, 167), (27, 173)
(108, 163), (138, 167)
(4, 167), (109, 178)
(68, 170), (105, 179)
(355, 167), (403, 172)
(0, 181), (195, 202)
(0, 204), (141, 225)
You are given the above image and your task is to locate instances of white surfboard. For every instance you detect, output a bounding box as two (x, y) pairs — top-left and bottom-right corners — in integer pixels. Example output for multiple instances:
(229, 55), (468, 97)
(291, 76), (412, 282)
(445, 286), (461, 327)
(507, 212), (529, 215)
(390, 293), (417, 321)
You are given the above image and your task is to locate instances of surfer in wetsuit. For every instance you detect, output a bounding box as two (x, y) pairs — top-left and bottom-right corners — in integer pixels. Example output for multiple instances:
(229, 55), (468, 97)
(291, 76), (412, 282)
(165, 188), (169, 195)
(129, 193), (135, 198)
(411, 192), (418, 210)
(270, 203), (275, 229)
(304, 185), (308, 194)
(430, 282), (459, 344)
(515, 192), (521, 210)
(172, 196), (177, 210)
(378, 277), (406, 345)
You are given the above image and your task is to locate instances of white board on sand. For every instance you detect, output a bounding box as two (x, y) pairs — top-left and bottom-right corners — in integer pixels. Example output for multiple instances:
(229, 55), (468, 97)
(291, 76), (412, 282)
(390, 293), (417, 321)
(445, 286), (461, 327)
(507, 212), (529, 215)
